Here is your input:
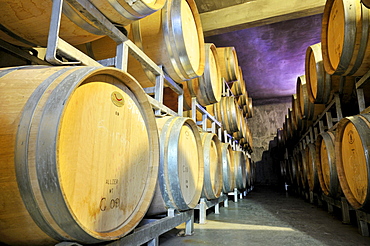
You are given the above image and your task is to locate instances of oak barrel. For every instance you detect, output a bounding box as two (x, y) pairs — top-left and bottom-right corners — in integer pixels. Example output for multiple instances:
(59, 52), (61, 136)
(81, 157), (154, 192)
(233, 150), (247, 191)
(216, 46), (240, 83)
(0, 0), (166, 48)
(335, 114), (370, 211)
(147, 116), (204, 215)
(221, 143), (235, 193)
(296, 75), (325, 123)
(186, 43), (222, 107)
(129, 0), (205, 84)
(296, 149), (308, 190)
(316, 131), (342, 198)
(213, 96), (242, 134)
(305, 143), (320, 192)
(200, 132), (223, 200)
(322, 0), (370, 76)
(230, 67), (246, 96)
(0, 66), (159, 245)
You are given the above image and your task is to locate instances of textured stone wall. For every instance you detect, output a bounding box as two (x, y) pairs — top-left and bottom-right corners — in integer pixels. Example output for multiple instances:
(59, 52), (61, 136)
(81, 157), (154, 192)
(248, 97), (291, 185)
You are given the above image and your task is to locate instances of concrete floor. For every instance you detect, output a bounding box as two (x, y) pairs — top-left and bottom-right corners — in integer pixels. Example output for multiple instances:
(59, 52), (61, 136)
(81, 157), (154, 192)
(159, 187), (370, 246)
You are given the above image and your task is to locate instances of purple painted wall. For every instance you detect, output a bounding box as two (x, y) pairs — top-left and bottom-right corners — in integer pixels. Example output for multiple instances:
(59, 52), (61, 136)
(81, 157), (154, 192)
(206, 14), (323, 102)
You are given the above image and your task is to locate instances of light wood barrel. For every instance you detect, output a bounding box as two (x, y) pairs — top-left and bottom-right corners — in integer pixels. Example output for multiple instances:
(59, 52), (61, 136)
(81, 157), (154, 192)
(213, 96), (242, 134)
(322, 0), (370, 76)
(233, 150), (247, 191)
(0, 66), (159, 245)
(363, 0), (370, 8)
(305, 43), (357, 105)
(305, 42), (334, 104)
(237, 93), (249, 117)
(216, 47), (240, 83)
(230, 67), (246, 96)
(305, 143), (320, 192)
(316, 131), (342, 198)
(232, 117), (248, 140)
(335, 114), (370, 211)
(221, 143), (235, 193)
(0, 0), (166, 48)
(187, 43), (222, 106)
(147, 116), (204, 215)
(296, 75), (325, 123)
(200, 132), (223, 200)
(129, 0), (205, 84)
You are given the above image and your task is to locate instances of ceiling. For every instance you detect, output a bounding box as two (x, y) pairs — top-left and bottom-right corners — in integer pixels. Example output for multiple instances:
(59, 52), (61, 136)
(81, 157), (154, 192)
(194, 0), (325, 104)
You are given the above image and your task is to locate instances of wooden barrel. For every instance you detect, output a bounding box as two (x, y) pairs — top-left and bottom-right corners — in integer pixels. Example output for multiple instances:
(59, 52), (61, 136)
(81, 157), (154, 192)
(186, 43), (222, 107)
(292, 93), (305, 133)
(305, 43), (357, 105)
(316, 131), (342, 198)
(296, 75), (325, 123)
(0, 0), (166, 48)
(305, 143), (320, 192)
(232, 117), (248, 140)
(233, 150), (247, 191)
(237, 93), (249, 117)
(213, 96), (242, 134)
(147, 116), (204, 215)
(200, 132), (223, 200)
(285, 112), (293, 142)
(0, 66), (159, 245)
(322, 0), (370, 76)
(221, 143), (235, 193)
(363, 0), (370, 8)
(335, 114), (370, 211)
(216, 47), (240, 83)
(230, 67), (246, 96)
(296, 149), (308, 190)
(305, 42), (335, 104)
(129, 0), (205, 84)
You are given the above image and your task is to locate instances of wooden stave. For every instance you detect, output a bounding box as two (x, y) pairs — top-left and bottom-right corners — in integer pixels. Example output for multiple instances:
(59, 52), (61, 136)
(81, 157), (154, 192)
(0, 65), (159, 245)
(316, 131), (342, 198)
(335, 114), (370, 211)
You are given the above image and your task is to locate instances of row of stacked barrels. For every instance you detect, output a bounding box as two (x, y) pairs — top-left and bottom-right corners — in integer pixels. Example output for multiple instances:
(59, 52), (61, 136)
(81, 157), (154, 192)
(0, 0), (254, 245)
(277, 0), (370, 214)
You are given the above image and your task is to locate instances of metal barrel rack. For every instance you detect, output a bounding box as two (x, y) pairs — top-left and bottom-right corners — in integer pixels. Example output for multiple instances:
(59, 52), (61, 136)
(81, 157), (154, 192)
(0, 0), (254, 244)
